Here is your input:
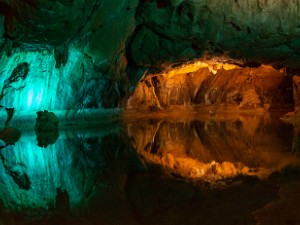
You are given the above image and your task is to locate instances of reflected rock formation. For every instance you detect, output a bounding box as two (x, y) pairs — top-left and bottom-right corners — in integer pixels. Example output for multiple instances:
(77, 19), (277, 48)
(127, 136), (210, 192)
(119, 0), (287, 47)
(0, 106), (15, 127)
(35, 110), (59, 148)
(0, 127), (21, 149)
(35, 129), (59, 148)
(0, 125), (140, 221)
(126, 114), (300, 184)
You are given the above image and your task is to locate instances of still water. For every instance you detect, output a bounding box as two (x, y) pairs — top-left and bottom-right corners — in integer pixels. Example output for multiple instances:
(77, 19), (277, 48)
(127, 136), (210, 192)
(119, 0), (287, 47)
(0, 113), (299, 225)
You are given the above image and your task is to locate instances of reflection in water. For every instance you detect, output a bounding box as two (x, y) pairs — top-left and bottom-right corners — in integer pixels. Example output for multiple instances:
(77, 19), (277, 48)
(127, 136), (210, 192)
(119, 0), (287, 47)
(126, 114), (300, 182)
(0, 127), (21, 149)
(0, 124), (140, 221)
(0, 116), (299, 225)
(35, 129), (59, 147)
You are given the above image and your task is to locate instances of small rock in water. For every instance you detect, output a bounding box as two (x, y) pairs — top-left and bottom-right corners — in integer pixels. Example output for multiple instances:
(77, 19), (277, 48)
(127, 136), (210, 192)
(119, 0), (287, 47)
(35, 110), (59, 132)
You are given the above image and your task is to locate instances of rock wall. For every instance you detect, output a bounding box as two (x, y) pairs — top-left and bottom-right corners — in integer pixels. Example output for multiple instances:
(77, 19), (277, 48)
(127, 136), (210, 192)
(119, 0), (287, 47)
(0, 48), (107, 111)
(0, 0), (138, 66)
(0, 15), (4, 47)
(130, 0), (300, 68)
(127, 61), (294, 111)
(293, 76), (300, 112)
(1, 0), (300, 111)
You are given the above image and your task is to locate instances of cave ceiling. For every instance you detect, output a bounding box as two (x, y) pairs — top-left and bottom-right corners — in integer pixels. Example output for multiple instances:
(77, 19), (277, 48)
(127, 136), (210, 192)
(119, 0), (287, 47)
(0, 0), (300, 76)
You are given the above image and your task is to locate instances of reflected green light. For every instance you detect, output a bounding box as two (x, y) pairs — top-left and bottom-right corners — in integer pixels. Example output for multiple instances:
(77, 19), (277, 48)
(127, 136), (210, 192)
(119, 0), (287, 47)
(0, 124), (128, 216)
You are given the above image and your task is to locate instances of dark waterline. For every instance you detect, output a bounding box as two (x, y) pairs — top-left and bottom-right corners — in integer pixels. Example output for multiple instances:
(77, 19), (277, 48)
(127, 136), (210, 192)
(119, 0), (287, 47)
(0, 114), (299, 225)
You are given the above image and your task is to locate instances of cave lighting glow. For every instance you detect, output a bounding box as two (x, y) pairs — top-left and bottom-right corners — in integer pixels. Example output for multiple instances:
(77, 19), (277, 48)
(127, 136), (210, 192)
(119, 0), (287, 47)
(27, 89), (34, 108)
(0, 48), (85, 111)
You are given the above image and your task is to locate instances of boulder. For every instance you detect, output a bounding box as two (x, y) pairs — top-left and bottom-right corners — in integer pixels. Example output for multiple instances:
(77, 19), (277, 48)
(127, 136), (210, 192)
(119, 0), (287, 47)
(35, 110), (59, 132)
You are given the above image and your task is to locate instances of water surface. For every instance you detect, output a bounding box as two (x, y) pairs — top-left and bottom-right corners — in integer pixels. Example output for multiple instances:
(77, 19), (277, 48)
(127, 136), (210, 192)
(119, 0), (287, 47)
(0, 114), (299, 225)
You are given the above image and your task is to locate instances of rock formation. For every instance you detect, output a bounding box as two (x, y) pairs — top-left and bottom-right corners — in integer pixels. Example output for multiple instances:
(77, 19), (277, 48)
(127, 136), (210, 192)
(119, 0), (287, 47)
(0, 0), (299, 114)
(127, 60), (294, 112)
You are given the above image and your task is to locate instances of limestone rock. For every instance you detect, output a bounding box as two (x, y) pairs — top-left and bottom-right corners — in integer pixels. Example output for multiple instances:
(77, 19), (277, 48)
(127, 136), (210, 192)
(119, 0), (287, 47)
(35, 110), (59, 132)
(0, 48), (108, 111)
(127, 62), (294, 111)
(130, 0), (300, 68)
(293, 76), (300, 112)
(83, 0), (138, 65)
(1, 0), (300, 111)
(0, 15), (4, 47)
(0, 0), (98, 47)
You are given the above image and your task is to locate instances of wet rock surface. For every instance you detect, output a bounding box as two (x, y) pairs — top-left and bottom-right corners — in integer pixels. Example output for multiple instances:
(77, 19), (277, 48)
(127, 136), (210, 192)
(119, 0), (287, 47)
(35, 110), (59, 131)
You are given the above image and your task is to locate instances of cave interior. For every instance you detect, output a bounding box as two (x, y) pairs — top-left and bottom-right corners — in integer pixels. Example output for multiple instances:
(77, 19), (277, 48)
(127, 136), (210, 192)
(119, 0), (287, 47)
(0, 1), (299, 225)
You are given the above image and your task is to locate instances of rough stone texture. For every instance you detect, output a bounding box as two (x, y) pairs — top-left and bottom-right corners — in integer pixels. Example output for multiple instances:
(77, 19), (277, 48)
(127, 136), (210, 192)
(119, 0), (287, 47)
(0, 0), (139, 111)
(0, 0), (138, 65)
(0, 48), (109, 111)
(83, 0), (138, 65)
(2, 0), (300, 70)
(35, 110), (59, 132)
(0, 0), (98, 47)
(130, 0), (300, 68)
(0, 15), (4, 47)
(127, 61), (294, 111)
(293, 76), (300, 111)
(0, 0), (300, 112)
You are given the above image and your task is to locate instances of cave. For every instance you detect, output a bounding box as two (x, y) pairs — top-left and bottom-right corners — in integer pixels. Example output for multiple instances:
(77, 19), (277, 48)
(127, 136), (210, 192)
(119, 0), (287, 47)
(0, 1), (300, 225)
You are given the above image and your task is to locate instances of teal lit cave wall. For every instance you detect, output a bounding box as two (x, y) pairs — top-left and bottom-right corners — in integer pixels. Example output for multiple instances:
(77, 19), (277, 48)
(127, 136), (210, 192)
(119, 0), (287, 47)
(2, 0), (300, 114)
(0, 47), (107, 111)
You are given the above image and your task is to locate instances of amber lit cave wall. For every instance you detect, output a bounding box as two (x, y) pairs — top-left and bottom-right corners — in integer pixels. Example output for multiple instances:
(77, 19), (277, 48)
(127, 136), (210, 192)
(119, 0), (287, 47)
(0, 1), (300, 114)
(126, 61), (294, 112)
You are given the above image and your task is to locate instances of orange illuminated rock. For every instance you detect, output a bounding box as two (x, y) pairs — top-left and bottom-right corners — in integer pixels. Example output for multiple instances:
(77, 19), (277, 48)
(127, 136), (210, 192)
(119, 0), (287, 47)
(293, 76), (300, 112)
(126, 61), (293, 112)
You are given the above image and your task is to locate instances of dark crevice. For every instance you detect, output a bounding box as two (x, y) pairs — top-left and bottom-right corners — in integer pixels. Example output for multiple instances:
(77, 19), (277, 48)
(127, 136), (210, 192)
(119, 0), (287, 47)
(229, 22), (241, 32)
(125, 24), (144, 67)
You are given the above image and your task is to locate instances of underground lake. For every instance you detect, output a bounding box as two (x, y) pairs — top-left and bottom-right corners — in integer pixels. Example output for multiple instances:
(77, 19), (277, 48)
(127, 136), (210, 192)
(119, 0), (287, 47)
(0, 111), (299, 225)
